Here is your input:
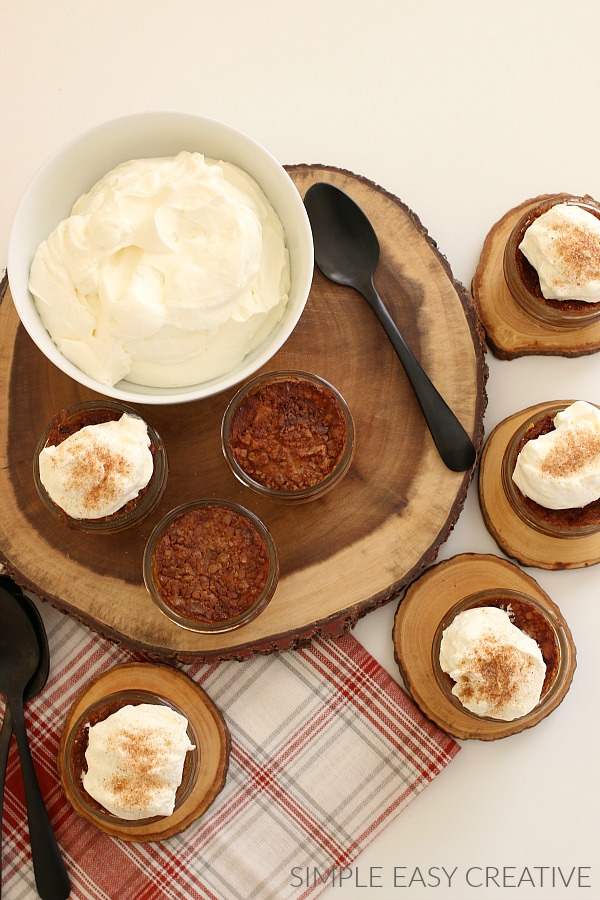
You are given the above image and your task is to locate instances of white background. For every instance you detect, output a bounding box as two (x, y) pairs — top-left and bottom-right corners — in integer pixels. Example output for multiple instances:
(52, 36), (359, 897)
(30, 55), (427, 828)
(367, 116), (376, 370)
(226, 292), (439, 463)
(1, 2), (598, 898)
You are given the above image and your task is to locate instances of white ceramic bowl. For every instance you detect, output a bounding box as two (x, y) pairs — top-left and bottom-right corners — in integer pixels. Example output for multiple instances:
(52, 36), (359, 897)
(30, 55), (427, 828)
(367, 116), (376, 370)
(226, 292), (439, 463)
(7, 112), (314, 405)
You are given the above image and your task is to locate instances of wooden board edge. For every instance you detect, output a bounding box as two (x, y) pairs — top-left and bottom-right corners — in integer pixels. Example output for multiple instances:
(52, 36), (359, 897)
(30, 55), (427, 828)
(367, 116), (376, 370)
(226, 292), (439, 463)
(1, 170), (488, 660)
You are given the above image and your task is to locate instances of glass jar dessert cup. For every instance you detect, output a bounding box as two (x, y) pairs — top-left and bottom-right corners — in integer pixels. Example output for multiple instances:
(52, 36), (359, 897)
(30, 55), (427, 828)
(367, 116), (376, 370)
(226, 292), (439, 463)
(501, 402), (600, 540)
(62, 689), (199, 829)
(57, 662), (230, 841)
(503, 194), (600, 330)
(143, 499), (279, 634)
(33, 400), (168, 533)
(431, 589), (572, 725)
(392, 552), (577, 740)
(221, 370), (355, 504)
(478, 401), (600, 569)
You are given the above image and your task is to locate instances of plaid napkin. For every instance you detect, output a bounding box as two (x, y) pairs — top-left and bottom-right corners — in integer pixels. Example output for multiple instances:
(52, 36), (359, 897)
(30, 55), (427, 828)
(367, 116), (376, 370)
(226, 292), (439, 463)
(1, 596), (459, 900)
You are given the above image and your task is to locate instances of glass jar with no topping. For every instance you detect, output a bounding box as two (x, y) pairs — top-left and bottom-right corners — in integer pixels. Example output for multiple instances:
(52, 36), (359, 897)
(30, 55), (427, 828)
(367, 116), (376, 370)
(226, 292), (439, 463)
(432, 589), (572, 723)
(503, 194), (600, 329)
(221, 370), (355, 504)
(143, 499), (279, 633)
(501, 402), (600, 539)
(33, 400), (168, 534)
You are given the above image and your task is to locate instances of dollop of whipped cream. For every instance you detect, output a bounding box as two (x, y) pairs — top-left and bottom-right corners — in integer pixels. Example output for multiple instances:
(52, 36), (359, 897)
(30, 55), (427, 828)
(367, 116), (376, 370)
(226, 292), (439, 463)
(512, 400), (600, 510)
(29, 151), (291, 387)
(439, 606), (546, 721)
(83, 704), (195, 820)
(519, 202), (600, 302)
(38, 413), (153, 519)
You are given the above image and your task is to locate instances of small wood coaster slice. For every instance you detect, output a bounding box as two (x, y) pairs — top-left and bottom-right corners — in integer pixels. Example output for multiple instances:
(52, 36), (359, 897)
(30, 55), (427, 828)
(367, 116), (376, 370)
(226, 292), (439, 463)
(392, 553), (576, 741)
(478, 401), (600, 569)
(57, 662), (230, 841)
(472, 194), (600, 358)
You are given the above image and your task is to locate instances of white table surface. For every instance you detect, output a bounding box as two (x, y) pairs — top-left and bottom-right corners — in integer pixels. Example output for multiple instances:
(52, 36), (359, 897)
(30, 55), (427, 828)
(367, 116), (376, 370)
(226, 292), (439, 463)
(1, 2), (598, 898)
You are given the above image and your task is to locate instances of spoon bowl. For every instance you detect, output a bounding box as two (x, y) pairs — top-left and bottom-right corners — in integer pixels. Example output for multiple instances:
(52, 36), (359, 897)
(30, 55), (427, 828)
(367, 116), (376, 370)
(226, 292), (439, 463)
(304, 182), (476, 472)
(0, 577), (49, 700)
(0, 584), (70, 899)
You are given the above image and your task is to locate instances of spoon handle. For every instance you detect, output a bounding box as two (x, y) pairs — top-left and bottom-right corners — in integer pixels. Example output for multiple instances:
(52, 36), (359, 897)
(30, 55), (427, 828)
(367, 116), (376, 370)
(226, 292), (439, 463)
(0, 708), (13, 899)
(364, 280), (476, 472)
(7, 697), (70, 900)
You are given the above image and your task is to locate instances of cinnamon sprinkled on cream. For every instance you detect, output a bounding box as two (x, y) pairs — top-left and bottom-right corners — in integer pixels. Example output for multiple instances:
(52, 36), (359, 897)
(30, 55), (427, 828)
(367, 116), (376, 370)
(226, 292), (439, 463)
(550, 219), (600, 287)
(541, 430), (600, 480)
(439, 606), (546, 720)
(519, 203), (600, 302)
(104, 727), (175, 815)
(64, 445), (134, 515)
(82, 703), (195, 820)
(512, 401), (600, 510)
(455, 635), (541, 715)
(38, 413), (153, 519)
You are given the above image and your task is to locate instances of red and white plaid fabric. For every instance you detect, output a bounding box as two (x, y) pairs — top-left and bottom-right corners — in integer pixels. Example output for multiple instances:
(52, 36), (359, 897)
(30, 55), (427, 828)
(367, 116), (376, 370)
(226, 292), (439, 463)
(1, 598), (459, 900)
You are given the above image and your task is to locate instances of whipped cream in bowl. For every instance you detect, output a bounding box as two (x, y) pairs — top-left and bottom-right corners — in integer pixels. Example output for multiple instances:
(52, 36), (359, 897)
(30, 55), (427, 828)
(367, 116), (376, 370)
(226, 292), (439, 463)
(503, 400), (600, 538)
(33, 400), (168, 532)
(8, 112), (314, 404)
(29, 152), (291, 390)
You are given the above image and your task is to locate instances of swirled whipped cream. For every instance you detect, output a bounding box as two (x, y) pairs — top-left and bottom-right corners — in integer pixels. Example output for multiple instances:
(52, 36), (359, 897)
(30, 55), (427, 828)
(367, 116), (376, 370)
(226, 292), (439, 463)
(29, 151), (290, 387)
(83, 704), (195, 820)
(439, 607), (546, 721)
(38, 413), (153, 519)
(519, 203), (600, 302)
(512, 401), (600, 510)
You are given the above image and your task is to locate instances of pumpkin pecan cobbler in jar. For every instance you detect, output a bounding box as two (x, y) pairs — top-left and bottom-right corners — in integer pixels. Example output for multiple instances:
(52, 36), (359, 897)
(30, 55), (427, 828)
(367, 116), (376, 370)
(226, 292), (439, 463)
(501, 400), (600, 538)
(63, 690), (197, 825)
(432, 589), (570, 723)
(33, 400), (168, 533)
(143, 499), (279, 633)
(503, 194), (600, 329)
(221, 370), (355, 503)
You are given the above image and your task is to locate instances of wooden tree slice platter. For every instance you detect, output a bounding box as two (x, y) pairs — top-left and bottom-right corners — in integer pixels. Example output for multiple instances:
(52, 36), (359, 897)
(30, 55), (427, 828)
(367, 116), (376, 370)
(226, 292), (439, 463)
(392, 554), (576, 740)
(472, 193), (600, 359)
(478, 401), (600, 569)
(57, 662), (230, 841)
(0, 165), (486, 660)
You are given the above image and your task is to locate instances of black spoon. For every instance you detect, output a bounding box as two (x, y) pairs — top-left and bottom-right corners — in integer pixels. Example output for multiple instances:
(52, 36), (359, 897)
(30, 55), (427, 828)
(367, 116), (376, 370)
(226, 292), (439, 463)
(0, 579), (51, 899)
(304, 182), (477, 472)
(0, 585), (70, 899)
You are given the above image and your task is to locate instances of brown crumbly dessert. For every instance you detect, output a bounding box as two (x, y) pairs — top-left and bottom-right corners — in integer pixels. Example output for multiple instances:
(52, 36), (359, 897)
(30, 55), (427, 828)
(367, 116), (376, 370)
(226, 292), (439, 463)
(514, 199), (600, 314)
(228, 378), (347, 492)
(512, 413), (600, 528)
(151, 505), (271, 623)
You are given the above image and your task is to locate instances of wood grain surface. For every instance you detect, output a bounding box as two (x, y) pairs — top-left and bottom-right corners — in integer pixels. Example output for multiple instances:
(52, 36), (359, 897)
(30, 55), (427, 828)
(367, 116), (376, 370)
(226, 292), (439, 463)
(472, 193), (600, 359)
(0, 165), (487, 659)
(392, 553), (577, 740)
(57, 663), (230, 841)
